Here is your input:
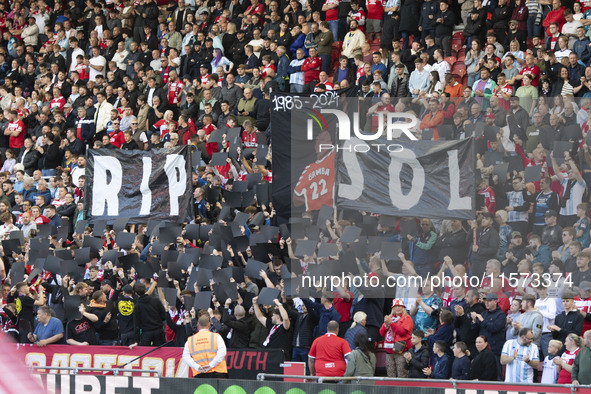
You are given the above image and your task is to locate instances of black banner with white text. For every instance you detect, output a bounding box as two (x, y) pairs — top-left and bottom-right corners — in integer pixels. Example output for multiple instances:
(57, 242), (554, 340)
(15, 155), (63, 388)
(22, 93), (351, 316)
(336, 138), (475, 220)
(85, 147), (193, 223)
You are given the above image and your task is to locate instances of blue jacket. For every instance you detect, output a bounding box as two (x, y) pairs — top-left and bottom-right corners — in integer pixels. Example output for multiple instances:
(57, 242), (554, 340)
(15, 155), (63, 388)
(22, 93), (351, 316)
(23, 186), (38, 203)
(427, 323), (455, 362)
(451, 355), (471, 380)
(430, 353), (451, 379)
(418, 0), (439, 31)
(302, 298), (341, 337)
(290, 33), (306, 58)
(471, 307), (506, 355)
(344, 323), (368, 350)
(34, 189), (52, 206)
(532, 244), (552, 268)
(573, 38), (591, 64)
(277, 54), (290, 80)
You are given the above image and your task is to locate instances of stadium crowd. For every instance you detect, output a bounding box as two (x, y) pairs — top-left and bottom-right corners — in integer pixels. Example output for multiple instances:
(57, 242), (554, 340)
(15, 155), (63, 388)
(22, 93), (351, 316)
(3, 0), (591, 386)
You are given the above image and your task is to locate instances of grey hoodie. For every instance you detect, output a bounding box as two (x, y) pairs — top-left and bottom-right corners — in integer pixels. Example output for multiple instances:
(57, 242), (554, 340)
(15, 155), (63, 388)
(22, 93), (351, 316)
(511, 309), (544, 345)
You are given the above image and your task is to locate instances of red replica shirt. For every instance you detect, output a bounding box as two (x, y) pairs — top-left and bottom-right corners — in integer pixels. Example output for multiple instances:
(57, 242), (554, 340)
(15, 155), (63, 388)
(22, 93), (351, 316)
(308, 333), (351, 377)
(74, 63), (89, 80)
(168, 80), (185, 105)
(200, 74), (210, 85)
(50, 97), (66, 110)
(108, 130), (126, 148)
(245, 3), (265, 15)
(323, 0), (340, 20)
(366, 0), (384, 20)
(242, 130), (258, 148)
(575, 297), (591, 334)
(520, 65), (540, 86)
(333, 291), (353, 322)
(261, 64), (276, 79)
(301, 56), (322, 84)
(6, 120), (25, 149)
(294, 150), (335, 211)
(350, 9), (366, 31)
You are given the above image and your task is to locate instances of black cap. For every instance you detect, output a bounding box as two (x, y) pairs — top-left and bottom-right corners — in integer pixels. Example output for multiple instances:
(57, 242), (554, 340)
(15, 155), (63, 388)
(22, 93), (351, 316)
(545, 210), (558, 218)
(122, 284), (133, 294)
(481, 212), (494, 220)
(485, 292), (498, 301)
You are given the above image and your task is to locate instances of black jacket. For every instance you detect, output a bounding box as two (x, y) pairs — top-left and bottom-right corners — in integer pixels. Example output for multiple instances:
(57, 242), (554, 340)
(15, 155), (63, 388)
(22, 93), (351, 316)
(553, 310), (584, 345)
(134, 294), (166, 339)
(435, 10), (455, 37)
(455, 301), (486, 349)
(88, 302), (119, 341)
(390, 74), (410, 98)
(290, 311), (318, 349)
(436, 229), (469, 264)
(222, 309), (252, 348)
(404, 343), (430, 378)
(471, 307), (506, 355)
(491, 4), (512, 31)
(470, 347), (498, 381)
(17, 148), (41, 176)
(38, 143), (60, 170)
(464, 17), (486, 43)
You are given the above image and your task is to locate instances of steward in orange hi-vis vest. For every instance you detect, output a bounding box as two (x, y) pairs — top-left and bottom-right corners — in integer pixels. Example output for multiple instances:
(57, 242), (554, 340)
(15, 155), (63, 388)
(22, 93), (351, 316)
(182, 316), (228, 378)
(188, 330), (228, 375)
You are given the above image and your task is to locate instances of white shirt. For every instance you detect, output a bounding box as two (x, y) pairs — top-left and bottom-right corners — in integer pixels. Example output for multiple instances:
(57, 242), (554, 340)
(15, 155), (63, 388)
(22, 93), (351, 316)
(535, 297), (557, 333)
(69, 48), (84, 71)
(431, 60), (450, 83)
(541, 355), (559, 384)
(89, 55), (106, 82)
(182, 329), (227, 371)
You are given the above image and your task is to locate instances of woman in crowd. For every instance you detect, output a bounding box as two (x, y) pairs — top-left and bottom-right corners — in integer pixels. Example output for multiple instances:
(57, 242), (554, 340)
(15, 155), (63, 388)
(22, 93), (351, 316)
(380, 299), (413, 378)
(556, 333), (582, 384)
(470, 335), (498, 381)
(344, 333), (376, 384)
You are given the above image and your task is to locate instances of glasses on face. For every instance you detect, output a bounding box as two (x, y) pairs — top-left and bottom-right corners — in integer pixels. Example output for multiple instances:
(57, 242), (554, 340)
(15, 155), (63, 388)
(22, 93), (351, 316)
(113, 122), (120, 125)
(131, 123), (138, 125)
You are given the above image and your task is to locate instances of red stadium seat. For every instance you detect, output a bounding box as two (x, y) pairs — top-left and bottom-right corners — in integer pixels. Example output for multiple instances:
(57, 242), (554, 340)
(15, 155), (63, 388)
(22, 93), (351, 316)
(457, 48), (466, 62)
(462, 74), (469, 86)
(452, 65), (467, 78)
(452, 40), (462, 53)
(445, 56), (457, 67)
(453, 31), (464, 41)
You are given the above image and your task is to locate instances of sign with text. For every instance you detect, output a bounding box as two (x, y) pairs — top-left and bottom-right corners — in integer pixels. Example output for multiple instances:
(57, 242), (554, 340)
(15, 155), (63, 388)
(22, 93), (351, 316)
(336, 138), (475, 219)
(85, 147), (193, 223)
(17, 344), (284, 380)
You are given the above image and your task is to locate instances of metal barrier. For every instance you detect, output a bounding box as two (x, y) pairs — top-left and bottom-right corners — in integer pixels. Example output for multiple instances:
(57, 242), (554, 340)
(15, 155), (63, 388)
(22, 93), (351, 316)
(257, 374), (589, 393)
(30, 365), (161, 377)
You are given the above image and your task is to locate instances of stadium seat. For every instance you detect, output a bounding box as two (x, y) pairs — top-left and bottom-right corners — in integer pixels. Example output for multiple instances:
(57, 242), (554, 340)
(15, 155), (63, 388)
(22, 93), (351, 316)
(445, 56), (457, 67)
(452, 65), (467, 78)
(331, 42), (342, 70)
(462, 74), (468, 86)
(452, 40), (462, 54)
(453, 31), (464, 41)
(457, 48), (466, 62)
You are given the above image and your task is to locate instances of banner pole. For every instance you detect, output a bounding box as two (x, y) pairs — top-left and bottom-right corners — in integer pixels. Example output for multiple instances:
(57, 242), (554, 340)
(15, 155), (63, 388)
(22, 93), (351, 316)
(104, 340), (175, 375)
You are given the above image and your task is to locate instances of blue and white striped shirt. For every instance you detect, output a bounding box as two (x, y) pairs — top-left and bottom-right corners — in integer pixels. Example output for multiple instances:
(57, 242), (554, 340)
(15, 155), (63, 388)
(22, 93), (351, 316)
(506, 190), (528, 223)
(502, 339), (539, 383)
(560, 178), (587, 217)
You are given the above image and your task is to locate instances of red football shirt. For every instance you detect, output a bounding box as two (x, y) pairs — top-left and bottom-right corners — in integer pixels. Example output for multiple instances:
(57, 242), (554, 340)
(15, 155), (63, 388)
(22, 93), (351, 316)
(294, 150), (335, 211)
(308, 333), (351, 377)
